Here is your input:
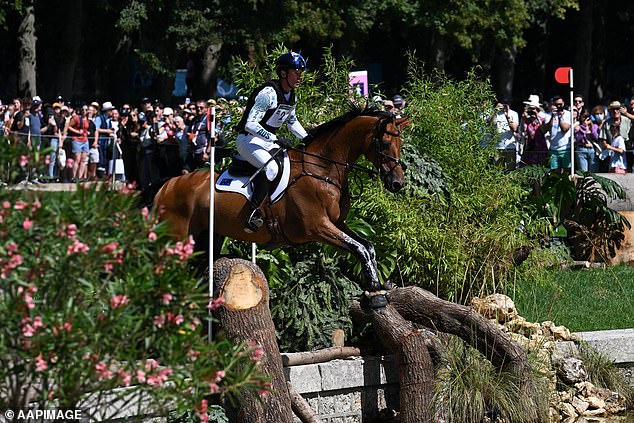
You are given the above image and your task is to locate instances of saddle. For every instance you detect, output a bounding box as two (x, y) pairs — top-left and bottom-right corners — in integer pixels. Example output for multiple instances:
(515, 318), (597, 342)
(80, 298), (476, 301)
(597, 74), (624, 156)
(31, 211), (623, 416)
(216, 148), (290, 205)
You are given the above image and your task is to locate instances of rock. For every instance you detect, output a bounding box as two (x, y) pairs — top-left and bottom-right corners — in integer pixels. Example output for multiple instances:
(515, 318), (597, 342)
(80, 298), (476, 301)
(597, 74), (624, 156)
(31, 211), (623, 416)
(552, 351), (588, 384)
(583, 407), (607, 417)
(559, 401), (578, 418)
(471, 293), (518, 323)
(585, 396), (606, 409)
(572, 396), (590, 413)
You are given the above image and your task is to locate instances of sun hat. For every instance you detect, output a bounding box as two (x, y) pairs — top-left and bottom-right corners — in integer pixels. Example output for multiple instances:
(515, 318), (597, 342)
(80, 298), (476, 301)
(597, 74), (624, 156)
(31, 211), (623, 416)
(609, 101), (622, 109)
(101, 101), (115, 111)
(163, 107), (174, 116)
(523, 94), (541, 109)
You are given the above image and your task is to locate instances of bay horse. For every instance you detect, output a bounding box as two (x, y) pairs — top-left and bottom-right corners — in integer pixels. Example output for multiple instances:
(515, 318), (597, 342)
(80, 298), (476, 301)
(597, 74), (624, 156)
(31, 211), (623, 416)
(154, 106), (406, 302)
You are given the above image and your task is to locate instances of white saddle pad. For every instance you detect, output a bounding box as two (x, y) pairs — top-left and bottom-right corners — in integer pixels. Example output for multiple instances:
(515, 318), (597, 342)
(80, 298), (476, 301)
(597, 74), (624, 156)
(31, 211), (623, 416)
(215, 152), (290, 204)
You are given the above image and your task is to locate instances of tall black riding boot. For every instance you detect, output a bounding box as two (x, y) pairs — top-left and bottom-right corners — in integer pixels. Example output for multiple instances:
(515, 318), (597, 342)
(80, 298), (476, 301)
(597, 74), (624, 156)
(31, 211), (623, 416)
(244, 173), (272, 233)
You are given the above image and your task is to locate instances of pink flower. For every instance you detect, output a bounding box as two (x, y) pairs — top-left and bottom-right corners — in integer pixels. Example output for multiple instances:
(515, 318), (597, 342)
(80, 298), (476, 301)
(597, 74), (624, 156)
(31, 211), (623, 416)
(2, 201), (10, 209)
(148, 231), (157, 242)
(141, 207), (150, 220)
(209, 382), (220, 393)
(167, 313), (184, 325)
(67, 239), (90, 255)
(146, 368), (171, 386)
(214, 370), (225, 383)
(258, 390), (270, 398)
(144, 359), (159, 371)
(19, 155), (29, 167)
(66, 224), (77, 239)
(161, 293), (173, 305)
(35, 353), (48, 371)
(95, 361), (113, 380)
(23, 218), (33, 230)
(24, 293), (35, 309)
(207, 296), (226, 311)
(110, 295), (130, 309)
(22, 324), (35, 337)
(104, 262), (114, 273)
(32, 316), (44, 329)
(196, 399), (209, 422)
(118, 370), (132, 386)
(31, 200), (42, 212)
(187, 349), (200, 362)
(6, 242), (18, 253)
(153, 315), (165, 328)
(14, 200), (27, 210)
(62, 321), (73, 331)
(101, 242), (119, 254)
(136, 370), (146, 383)
(44, 156), (51, 165)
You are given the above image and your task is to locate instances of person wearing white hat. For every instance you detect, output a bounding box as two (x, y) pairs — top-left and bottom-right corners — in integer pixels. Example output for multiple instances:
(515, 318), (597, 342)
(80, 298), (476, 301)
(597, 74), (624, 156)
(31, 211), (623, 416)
(599, 101), (632, 172)
(519, 94), (548, 166)
(491, 98), (519, 168)
(93, 101), (116, 177)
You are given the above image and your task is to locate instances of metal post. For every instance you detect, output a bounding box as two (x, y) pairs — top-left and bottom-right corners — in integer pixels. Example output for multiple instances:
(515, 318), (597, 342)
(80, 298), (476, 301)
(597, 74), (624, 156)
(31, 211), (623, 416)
(208, 105), (216, 342)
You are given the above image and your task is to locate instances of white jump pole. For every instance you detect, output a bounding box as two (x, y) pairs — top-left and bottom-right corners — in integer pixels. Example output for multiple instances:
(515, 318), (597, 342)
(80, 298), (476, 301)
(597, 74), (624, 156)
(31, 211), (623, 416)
(208, 104), (216, 342)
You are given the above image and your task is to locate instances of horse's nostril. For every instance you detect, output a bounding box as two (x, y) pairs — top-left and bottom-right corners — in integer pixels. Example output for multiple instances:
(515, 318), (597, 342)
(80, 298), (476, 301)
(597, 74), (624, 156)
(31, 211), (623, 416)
(391, 180), (403, 192)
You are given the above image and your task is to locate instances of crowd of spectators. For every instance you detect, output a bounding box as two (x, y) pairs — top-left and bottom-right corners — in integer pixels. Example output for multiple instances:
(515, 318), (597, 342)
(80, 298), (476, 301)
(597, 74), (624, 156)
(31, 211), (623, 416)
(1, 96), (238, 192)
(491, 94), (634, 173)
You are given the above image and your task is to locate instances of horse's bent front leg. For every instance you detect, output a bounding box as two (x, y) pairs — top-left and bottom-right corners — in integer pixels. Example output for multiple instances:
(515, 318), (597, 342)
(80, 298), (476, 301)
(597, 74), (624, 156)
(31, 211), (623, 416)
(314, 221), (381, 292)
(338, 223), (379, 279)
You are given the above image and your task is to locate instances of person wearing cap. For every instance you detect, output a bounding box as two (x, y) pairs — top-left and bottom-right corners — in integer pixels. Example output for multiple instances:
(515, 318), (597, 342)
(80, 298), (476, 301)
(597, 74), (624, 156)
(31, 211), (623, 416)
(543, 95), (572, 171)
(519, 95), (548, 166)
(94, 101), (116, 177)
(140, 97), (153, 112)
(391, 94), (406, 117)
(235, 51), (309, 233)
(27, 97), (44, 152)
(383, 100), (395, 113)
(599, 101), (632, 171)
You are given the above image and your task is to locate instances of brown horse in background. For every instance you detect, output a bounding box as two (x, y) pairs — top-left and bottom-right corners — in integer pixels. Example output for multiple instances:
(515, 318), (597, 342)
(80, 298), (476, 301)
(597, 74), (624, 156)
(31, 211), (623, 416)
(154, 107), (407, 295)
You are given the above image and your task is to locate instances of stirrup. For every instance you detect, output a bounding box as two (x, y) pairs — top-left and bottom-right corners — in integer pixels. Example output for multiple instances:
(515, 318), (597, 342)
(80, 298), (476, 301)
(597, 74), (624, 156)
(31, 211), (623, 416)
(244, 208), (264, 233)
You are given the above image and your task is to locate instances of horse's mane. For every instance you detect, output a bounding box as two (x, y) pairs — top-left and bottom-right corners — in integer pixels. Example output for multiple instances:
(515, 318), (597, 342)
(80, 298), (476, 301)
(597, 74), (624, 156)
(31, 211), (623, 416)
(303, 104), (388, 147)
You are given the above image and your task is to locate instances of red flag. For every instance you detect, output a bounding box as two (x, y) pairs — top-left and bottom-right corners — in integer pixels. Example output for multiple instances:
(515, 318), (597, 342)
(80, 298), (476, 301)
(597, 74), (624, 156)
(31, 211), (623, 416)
(554, 67), (572, 84)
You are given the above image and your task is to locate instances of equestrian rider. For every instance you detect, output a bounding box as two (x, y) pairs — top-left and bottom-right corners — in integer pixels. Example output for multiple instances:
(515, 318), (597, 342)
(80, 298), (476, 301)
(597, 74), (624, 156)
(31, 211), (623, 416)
(235, 51), (309, 233)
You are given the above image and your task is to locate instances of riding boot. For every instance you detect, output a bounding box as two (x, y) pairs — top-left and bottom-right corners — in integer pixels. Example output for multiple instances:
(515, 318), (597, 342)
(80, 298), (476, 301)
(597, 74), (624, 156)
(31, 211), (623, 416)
(244, 173), (272, 233)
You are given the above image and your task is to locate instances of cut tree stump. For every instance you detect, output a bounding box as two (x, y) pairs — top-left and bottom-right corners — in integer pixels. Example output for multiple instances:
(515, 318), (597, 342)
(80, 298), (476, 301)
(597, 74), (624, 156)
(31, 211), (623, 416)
(212, 257), (293, 423)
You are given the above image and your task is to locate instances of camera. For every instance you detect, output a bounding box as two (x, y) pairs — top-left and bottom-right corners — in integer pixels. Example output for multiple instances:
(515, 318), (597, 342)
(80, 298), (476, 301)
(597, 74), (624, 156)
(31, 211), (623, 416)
(555, 103), (564, 112)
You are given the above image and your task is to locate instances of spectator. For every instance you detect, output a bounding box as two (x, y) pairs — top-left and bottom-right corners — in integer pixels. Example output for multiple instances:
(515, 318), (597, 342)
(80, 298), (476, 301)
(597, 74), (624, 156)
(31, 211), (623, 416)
(601, 124), (627, 174)
(491, 99), (519, 168)
(119, 108), (140, 185)
(543, 95), (572, 172)
(519, 95), (548, 166)
(137, 110), (160, 195)
(68, 104), (95, 181)
(41, 103), (60, 179)
(392, 94), (406, 117)
(599, 101), (632, 171)
(573, 94), (587, 122)
(94, 101), (116, 177)
(574, 111), (599, 173)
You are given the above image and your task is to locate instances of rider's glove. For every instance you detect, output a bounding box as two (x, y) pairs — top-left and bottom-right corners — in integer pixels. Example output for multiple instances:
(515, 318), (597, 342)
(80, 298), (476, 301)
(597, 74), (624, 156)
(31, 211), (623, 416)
(277, 137), (294, 149)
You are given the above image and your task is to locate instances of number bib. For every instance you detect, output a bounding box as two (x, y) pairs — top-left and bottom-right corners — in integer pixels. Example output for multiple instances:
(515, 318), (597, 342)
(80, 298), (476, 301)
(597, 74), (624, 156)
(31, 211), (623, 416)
(265, 104), (294, 128)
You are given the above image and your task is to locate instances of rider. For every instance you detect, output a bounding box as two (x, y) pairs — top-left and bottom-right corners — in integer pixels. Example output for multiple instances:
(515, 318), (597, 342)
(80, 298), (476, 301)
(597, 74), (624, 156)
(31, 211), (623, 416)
(235, 51), (309, 233)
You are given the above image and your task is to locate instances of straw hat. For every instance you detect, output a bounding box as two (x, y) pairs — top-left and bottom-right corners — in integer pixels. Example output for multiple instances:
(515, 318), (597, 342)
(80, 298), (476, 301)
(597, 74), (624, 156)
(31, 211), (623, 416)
(523, 95), (541, 109)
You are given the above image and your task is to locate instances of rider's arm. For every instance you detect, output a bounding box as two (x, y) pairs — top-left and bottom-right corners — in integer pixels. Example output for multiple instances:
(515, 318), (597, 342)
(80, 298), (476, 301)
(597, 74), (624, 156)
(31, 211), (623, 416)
(244, 87), (278, 142)
(286, 109), (308, 139)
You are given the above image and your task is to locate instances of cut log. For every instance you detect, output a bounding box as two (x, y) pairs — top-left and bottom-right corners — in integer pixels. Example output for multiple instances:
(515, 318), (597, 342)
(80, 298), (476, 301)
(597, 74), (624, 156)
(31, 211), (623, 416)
(281, 346), (368, 367)
(288, 382), (322, 423)
(213, 257), (293, 423)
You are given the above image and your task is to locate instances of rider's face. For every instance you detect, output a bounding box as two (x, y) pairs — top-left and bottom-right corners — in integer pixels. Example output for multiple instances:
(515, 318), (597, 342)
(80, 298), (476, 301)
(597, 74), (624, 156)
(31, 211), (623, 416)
(283, 68), (302, 90)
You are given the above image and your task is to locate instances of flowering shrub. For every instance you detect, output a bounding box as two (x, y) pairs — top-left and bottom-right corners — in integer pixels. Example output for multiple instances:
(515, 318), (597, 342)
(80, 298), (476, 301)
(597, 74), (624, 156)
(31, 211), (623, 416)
(0, 185), (268, 420)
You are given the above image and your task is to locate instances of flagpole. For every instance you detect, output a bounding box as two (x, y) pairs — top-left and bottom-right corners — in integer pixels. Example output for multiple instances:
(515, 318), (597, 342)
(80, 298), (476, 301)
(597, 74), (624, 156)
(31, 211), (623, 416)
(208, 104), (216, 342)
(569, 68), (575, 176)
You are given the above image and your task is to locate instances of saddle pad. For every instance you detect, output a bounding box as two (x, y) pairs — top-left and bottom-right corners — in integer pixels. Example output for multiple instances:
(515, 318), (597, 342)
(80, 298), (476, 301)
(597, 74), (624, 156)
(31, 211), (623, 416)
(215, 151), (290, 204)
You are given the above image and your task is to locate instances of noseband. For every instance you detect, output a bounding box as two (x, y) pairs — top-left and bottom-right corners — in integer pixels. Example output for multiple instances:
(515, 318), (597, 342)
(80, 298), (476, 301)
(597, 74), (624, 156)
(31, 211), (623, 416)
(372, 116), (407, 180)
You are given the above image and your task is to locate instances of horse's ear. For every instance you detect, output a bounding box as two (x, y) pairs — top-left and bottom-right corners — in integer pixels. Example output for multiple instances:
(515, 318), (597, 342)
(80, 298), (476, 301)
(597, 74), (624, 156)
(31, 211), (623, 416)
(396, 117), (411, 128)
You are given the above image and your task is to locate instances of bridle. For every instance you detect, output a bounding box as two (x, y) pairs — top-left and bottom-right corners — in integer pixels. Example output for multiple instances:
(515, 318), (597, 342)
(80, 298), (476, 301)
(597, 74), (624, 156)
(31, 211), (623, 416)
(372, 115), (407, 181)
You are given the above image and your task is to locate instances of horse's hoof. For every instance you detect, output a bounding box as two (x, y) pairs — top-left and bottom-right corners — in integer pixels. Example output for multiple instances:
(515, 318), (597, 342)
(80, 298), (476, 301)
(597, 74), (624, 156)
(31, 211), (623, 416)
(383, 279), (395, 291)
(361, 291), (388, 309)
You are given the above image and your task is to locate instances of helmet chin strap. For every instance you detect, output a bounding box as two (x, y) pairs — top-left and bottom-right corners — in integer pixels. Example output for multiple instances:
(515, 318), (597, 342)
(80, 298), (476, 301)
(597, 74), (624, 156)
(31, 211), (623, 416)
(280, 69), (292, 93)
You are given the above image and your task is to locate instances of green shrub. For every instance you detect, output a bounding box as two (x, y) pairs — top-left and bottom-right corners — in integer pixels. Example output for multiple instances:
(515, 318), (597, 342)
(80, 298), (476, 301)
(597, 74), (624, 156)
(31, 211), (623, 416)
(0, 185), (266, 419)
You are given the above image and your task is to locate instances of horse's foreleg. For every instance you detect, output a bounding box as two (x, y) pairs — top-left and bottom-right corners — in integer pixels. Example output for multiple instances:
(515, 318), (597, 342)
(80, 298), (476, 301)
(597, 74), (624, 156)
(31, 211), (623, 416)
(338, 223), (378, 276)
(315, 223), (381, 292)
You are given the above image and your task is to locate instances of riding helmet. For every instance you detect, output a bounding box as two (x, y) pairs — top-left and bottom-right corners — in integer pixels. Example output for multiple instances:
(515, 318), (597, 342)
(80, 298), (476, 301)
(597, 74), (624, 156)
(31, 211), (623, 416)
(276, 52), (307, 71)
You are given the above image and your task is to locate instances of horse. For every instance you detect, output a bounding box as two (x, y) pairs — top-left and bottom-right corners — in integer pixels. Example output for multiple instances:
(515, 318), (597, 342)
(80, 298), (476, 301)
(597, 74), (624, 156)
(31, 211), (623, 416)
(153, 106), (407, 303)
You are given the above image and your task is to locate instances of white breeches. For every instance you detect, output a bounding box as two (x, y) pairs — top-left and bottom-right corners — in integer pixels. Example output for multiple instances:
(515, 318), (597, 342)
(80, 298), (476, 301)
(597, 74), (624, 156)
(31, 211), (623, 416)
(236, 133), (280, 181)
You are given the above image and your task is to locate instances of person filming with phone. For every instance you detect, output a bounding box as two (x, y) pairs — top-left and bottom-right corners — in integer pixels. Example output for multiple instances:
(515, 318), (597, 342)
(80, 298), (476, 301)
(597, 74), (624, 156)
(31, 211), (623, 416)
(543, 95), (572, 172)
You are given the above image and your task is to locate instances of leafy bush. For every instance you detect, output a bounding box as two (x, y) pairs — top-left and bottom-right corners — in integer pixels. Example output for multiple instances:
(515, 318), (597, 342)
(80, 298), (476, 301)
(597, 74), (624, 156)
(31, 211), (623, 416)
(0, 185), (267, 420)
(269, 249), (361, 352)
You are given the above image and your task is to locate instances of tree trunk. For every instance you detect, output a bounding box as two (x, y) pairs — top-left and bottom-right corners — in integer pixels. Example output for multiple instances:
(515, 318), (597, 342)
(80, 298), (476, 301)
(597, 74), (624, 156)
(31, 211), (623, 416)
(200, 42), (222, 99)
(495, 47), (517, 101)
(17, 0), (37, 97)
(213, 258), (293, 423)
(429, 32), (451, 71)
(54, 0), (83, 98)
(385, 286), (545, 422)
(575, 0), (594, 100)
(369, 305), (435, 423)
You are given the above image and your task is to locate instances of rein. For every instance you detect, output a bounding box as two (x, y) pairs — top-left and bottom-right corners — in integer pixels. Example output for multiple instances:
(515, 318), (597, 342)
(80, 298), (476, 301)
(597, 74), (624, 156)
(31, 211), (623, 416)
(281, 115), (404, 197)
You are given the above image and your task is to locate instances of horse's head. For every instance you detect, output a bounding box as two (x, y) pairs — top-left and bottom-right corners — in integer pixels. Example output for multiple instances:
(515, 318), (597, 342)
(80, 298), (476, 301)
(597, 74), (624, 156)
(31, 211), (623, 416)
(369, 114), (407, 193)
